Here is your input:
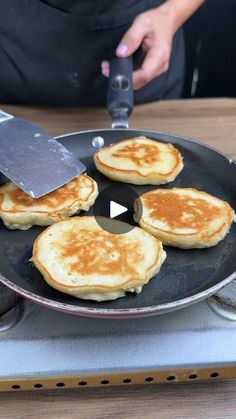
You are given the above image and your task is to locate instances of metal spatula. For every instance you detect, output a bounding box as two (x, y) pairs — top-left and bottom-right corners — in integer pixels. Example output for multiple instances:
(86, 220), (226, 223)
(0, 109), (86, 198)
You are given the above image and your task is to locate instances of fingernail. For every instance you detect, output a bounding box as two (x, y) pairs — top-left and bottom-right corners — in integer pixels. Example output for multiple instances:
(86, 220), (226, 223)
(116, 43), (128, 56)
(101, 60), (109, 68)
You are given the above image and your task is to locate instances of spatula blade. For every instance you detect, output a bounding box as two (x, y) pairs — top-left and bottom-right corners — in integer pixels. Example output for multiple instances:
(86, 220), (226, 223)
(0, 117), (86, 198)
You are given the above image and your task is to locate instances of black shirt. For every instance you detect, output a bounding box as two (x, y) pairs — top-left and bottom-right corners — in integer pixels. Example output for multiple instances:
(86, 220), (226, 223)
(0, 0), (184, 105)
(39, 0), (165, 29)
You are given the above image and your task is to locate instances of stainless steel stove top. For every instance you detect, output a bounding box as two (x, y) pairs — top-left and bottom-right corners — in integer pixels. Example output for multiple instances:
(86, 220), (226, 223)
(1, 286), (236, 391)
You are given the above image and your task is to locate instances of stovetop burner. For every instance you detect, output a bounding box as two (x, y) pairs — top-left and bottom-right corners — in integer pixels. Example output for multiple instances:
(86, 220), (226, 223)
(0, 283), (19, 317)
(208, 279), (236, 321)
(0, 281), (236, 391)
(0, 283), (23, 331)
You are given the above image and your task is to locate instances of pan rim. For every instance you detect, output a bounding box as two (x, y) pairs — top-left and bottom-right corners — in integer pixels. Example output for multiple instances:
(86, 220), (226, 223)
(55, 128), (236, 166)
(0, 270), (235, 318)
(0, 128), (235, 319)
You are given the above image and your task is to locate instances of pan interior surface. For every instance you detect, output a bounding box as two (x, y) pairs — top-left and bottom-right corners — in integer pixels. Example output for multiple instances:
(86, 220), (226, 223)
(0, 129), (235, 317)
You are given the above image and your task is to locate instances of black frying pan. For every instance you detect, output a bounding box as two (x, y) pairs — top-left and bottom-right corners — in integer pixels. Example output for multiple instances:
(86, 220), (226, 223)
(0, 59), (235, 319)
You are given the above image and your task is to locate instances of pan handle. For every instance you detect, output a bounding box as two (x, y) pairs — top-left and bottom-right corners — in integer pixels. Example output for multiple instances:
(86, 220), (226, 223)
(107, 57), (134, 129)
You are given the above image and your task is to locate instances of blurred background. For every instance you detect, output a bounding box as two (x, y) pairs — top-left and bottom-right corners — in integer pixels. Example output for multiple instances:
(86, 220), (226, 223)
(183, 0), (236, 98)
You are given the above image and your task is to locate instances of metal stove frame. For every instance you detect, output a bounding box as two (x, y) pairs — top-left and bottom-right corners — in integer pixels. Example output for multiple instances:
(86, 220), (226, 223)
(0, 297), (236, 392)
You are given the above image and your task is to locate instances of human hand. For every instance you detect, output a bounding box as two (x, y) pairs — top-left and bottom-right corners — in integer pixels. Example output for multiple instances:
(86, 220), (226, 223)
(101, 4), (176, 90)
(101, 0), (204, 89)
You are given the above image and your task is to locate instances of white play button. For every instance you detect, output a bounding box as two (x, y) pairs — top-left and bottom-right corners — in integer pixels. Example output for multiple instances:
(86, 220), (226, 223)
(110, 200), (128, 219)
(93, 184), (142, 234)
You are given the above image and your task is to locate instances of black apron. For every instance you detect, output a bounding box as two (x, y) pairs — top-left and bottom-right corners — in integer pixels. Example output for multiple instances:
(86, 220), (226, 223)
(0, 0), (185, 106)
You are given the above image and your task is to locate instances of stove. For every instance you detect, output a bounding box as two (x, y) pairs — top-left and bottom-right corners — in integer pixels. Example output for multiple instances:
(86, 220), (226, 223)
(0, 280), (236, 392)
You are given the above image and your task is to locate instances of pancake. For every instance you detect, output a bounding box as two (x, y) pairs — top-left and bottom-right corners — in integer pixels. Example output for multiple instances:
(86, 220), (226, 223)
(0, 174), (98, 230)
(31, 216), (166, 301)
(94, 136), (183, 185)
(135, 188), (236, 249)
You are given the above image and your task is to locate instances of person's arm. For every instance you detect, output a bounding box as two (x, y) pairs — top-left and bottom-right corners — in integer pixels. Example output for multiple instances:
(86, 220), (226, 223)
(101, 0), (204, 89)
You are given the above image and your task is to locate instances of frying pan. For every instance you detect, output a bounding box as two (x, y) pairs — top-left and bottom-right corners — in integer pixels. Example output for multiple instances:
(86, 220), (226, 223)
(0, 58), (235, 319)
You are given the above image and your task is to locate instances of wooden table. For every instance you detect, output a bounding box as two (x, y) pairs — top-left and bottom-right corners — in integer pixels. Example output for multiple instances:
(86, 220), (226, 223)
(1, 98), (236, 418)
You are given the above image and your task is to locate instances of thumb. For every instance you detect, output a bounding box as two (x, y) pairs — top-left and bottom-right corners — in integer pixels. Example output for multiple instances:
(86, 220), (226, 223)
(116, 16), (147, 57)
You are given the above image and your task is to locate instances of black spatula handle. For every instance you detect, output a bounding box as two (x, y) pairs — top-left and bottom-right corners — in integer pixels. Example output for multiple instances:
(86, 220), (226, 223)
(107, 57), (134, 119)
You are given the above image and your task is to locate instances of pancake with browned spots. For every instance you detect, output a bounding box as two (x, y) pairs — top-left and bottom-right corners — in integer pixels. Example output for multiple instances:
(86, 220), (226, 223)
(135, 188), (236, 249)
(94, 136), (183, 185)
(31, 216), (166, 301)
(0, 175), (98, 230)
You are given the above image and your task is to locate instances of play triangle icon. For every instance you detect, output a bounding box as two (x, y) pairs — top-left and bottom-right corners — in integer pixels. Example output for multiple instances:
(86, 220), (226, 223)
(110, 200), (128, 219)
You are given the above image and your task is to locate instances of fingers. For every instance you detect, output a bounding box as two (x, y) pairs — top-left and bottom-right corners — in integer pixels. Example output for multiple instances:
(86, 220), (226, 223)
(116, 14), (150, 57)
(133, 44), (170, 90)
(101, 60), (110, 77)
(101, 43), (170, 89)
(101, 10), (172, 89)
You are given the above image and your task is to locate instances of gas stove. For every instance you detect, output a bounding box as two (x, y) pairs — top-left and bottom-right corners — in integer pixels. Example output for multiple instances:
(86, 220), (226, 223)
(0, 281), (236, 392)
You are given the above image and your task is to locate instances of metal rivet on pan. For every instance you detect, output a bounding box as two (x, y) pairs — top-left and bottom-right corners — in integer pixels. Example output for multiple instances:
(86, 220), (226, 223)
(92, 136), (105, 149)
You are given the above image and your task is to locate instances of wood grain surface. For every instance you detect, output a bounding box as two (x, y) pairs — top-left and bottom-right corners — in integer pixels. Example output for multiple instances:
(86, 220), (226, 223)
(1, 381), (236, 419)
(0, 98), (236, 418)
(4, 98), (236, 159)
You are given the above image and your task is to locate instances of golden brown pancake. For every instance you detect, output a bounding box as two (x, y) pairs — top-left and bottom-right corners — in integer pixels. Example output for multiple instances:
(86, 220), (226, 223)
(94, 136), (183, 185)
(0, 174), (98, 230)
(135, 188), (236, 248)
(31, 216), (166, 301)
